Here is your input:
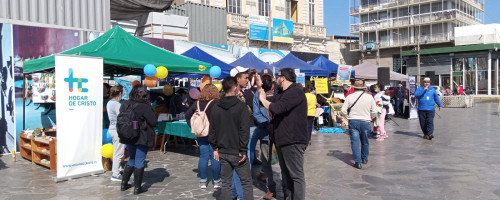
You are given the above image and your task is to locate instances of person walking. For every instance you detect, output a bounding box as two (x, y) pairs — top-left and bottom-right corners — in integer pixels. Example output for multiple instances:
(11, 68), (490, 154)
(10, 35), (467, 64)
(257, 68), (308, 200)
(373, 83), (391, 141)
(209, 77), (253, 200)
(185, 84), (221, 190)
(119, 85), (157, 195)
(392, 82), (406, 117)
(251, 68), (277, 199)
(303, 85), (317, 145)
(107, 85), (125, 181)
(415, 78), (443, 140)
(341, 79), (377, 169)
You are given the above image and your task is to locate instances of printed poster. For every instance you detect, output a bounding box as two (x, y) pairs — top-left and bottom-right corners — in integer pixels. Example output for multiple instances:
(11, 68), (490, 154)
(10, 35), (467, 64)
(336, 65), (352, 84)
(55, 55), (104, 181)
(31, 73), (56, 103)
(315, 78), (328, 94)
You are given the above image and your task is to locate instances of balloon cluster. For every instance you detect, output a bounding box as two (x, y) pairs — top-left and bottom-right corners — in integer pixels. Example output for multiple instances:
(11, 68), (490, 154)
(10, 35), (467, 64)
(143, 64), (168, 88)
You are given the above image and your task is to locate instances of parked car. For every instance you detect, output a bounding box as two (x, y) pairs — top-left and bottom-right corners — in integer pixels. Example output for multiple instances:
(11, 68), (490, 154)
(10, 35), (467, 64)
(431, 86), (444, 96)
(386, 86), (408, 98)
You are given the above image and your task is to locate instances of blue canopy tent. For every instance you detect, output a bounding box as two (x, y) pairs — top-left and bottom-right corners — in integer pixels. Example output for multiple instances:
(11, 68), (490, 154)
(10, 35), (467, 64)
(230, 52), (271, 72)
(173, 46), (232, 78)
(310, 55), (338, 74)
(272, 53), (329, 76)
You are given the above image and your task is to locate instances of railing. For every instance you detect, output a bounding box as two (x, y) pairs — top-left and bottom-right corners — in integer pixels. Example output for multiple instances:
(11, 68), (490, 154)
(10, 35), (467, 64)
(350, 9), (481, 34)
(293, 23), (306, 36)
(309, 25), (326, 38)
(227, 13), (249, 29)
(350, 0), (484, 15)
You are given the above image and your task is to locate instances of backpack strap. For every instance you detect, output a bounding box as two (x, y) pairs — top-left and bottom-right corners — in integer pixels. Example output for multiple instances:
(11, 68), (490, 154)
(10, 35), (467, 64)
(203, 100), (214, 112)
(197, 100), (201, 112)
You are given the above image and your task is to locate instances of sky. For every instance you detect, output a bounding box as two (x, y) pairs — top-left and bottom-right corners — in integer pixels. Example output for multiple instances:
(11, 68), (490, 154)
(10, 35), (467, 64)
(325, 0), (500, 36)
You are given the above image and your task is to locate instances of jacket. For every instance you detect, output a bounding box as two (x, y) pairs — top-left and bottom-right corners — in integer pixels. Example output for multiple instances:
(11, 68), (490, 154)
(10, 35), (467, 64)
(414, 86), (442, 110)
(119, 100), (157, 147)
(209, 96), (250, 155)
(185, 100), (218, 139)
(269, 83), (308, 147)
(341, 91), (377, 122)
(392, 86), (406, 100)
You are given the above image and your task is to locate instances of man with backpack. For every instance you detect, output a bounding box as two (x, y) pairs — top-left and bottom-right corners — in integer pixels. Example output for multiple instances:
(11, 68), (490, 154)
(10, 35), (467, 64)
(341, 79), (377, 169)
(209, 77), (253, 200)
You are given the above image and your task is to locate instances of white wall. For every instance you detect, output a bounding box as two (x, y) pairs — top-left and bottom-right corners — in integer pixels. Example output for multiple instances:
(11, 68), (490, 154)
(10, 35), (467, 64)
(455, 24), (500, 46)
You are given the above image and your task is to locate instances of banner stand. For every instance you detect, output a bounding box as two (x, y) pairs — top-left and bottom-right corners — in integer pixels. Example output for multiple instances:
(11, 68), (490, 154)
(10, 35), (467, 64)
(54, 169), (104, 182)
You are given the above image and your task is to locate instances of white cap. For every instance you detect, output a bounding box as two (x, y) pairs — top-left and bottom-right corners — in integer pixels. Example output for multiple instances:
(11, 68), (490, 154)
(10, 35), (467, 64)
(423, 77), (431, 82)
(230, 66), (249, 77)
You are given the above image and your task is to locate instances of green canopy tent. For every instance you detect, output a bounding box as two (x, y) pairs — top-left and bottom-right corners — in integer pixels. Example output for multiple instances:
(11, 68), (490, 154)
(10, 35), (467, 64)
(23, 26), (211, 75)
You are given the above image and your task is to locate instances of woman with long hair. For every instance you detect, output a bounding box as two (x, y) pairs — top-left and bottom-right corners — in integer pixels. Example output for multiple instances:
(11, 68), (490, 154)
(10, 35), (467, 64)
(107, 85), (125, 181)
(185, 84), (221, 190)
(120, 85), (157, 195)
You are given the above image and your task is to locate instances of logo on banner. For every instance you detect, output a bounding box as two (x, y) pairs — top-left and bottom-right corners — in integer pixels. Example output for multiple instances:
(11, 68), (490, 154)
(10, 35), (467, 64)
(63, 68), (96, 107)
(64, 68), (88, 92)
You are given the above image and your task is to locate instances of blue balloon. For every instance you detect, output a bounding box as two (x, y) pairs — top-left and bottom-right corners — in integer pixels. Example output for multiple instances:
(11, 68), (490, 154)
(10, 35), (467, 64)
(210, 66), (221, 78)
(144, 64), (156, 76)
(102, 129), (113, 145)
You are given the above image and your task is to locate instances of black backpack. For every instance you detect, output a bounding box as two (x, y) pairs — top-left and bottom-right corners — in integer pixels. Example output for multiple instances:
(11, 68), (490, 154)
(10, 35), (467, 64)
(117, 102), (140, 142)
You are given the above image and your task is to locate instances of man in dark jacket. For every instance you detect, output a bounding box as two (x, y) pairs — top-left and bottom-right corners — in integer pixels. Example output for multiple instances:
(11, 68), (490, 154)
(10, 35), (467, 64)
(257, 68), (308, 200)
(209, 77), (253, 200)
(392, 82), (406, 117)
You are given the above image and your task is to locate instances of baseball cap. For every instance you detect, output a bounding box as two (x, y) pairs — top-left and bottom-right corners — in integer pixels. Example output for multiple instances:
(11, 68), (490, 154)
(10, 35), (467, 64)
(260, 68), (273, 78)
(423, 77), (431, 82)
(230, 66), (249, 77)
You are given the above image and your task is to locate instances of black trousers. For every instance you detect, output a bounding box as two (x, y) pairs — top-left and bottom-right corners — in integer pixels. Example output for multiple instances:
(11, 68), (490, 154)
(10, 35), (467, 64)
(277, 144), (307, 200)
(219, 153), (253, 200)
(418, 110), (435, 135)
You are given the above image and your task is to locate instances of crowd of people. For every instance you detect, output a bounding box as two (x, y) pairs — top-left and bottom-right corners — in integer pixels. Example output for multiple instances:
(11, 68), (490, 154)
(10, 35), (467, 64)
(103, 67), (443, 199)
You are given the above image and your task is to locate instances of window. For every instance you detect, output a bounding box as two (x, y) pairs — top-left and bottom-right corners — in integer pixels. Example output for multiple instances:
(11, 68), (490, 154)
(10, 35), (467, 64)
(259, 0), (270, 16)
(227, 0), (241, 14)
(309, 0), (315, 25)
(201, 0), (210, 5)
(286, 0), (291, 20)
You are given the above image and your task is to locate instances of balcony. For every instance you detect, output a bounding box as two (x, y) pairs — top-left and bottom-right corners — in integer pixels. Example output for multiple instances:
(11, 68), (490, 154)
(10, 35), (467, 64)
(293, 23), (306, 36)
(352, 33), (452, 51)
(350, 0), (484, 15)
(308, 25), (326, 38)
(227, 13), (249, 30)
(350, 9), (481, 34)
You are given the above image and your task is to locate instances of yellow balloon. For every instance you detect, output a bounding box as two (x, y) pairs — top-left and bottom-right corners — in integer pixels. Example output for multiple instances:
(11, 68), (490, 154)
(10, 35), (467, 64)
(155, 66), (168, 79)
(101, 144), (114, 158)
(213, 82), (222, 92)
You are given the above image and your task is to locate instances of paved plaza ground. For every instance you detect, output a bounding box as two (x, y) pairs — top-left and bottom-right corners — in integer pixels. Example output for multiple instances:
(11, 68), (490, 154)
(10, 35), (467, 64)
(1, 100), (499, 200)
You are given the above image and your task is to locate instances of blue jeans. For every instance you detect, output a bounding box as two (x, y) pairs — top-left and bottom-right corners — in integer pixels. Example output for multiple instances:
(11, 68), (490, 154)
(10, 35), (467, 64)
(395, 99), (404, 116)
(126, 144), (149, 168)
(348, 120), (371, 164)
(418, 110), (435, 135)
(232, 126), (255, 199)
(198, 137), (221, 183)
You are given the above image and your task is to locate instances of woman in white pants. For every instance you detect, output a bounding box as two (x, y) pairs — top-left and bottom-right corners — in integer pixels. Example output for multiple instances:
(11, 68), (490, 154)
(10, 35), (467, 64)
(107, 85), (126, 181)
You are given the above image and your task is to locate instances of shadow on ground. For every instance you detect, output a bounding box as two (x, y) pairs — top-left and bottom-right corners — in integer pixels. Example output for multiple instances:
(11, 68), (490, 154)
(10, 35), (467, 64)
(327, 150), (352, 166)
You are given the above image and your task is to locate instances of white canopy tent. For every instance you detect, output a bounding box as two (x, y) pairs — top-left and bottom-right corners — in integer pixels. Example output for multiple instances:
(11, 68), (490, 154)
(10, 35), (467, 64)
(353, 62), (408, 81)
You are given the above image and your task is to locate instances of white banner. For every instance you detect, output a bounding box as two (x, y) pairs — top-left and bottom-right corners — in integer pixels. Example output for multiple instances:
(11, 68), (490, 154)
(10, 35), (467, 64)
(408, 76), (418, 119)
(55, 55), (104, 181)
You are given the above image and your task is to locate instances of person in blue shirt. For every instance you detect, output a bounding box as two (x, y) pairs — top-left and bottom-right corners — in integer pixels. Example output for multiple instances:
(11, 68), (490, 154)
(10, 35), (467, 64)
(414, 78), (443, 140)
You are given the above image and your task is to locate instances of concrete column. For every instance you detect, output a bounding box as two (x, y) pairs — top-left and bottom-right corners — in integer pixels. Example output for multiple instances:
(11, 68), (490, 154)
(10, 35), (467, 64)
(439, 74), (442, 87)
(487, 51), (491, 95)
(450, 56), (453, 92)
(462, 58), (465, 87)
(475, 58), (478, 95)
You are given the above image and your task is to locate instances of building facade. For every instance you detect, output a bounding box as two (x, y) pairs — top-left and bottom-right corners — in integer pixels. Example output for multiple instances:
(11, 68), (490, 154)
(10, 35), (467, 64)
(349, 0), (484, 72)
(175, 0), (327, 54)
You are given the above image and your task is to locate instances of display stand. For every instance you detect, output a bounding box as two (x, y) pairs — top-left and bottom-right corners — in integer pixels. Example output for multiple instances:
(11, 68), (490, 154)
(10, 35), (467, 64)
(19, 132), (57, 172)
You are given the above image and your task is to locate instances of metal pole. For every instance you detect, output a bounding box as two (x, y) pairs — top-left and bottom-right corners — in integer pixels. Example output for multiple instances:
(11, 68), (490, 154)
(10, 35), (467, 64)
(23, 74), (26, 130)
(417, 25), (421, 86)
(376, 25), (380, 66)
(268, 10), (272, 49)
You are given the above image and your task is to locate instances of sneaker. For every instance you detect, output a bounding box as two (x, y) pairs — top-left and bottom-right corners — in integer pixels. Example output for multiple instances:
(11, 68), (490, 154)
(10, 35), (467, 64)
(382, 134), (388, 139)
(200, 182), (207, 189)
(213, 182), (221, 189)
(110, 175), (122, 181)
(376, 136), (385, 141)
